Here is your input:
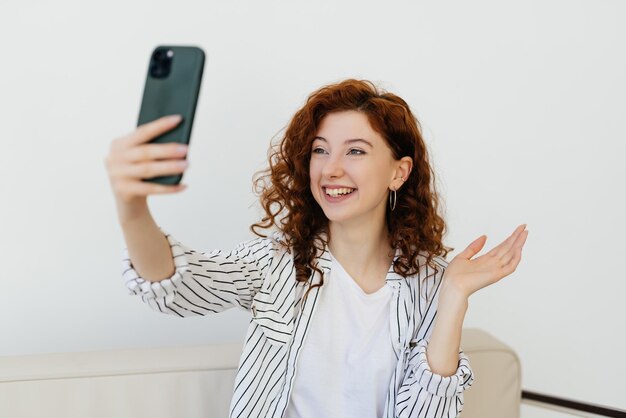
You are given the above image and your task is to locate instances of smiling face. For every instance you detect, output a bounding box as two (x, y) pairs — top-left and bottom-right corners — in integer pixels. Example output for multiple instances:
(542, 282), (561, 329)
(309, 110), (401, 229)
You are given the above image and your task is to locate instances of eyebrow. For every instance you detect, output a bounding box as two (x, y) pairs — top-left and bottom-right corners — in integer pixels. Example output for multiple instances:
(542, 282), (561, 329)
(313, 136), (374, 148)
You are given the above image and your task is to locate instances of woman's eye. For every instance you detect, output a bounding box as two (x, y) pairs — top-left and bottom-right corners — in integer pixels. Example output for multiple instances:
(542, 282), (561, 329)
(348, 148), (365, 155)
(312, 148), (326, 154)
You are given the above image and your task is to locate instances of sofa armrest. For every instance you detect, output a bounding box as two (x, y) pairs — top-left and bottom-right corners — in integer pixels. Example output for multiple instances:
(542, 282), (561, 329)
(461, 328), (522, 418)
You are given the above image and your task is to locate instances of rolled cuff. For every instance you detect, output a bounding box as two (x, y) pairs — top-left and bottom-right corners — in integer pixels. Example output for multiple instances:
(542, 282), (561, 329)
(409, 339), (474, 398)
(121, 228), (190, 301)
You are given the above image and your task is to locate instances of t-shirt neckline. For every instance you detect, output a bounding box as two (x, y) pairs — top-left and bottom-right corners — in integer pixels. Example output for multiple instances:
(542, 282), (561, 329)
(329, 252), (392, 299)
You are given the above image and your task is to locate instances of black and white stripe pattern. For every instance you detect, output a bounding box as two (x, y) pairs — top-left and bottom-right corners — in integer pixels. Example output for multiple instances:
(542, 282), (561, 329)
(122, 228), (474, 417)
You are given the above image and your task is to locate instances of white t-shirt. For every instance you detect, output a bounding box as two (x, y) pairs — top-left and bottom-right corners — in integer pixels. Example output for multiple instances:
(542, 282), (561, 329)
(284, 252), (397, 418)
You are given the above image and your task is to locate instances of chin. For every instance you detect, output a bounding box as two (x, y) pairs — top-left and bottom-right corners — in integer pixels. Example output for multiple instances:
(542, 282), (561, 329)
(320, 208), (358, 225)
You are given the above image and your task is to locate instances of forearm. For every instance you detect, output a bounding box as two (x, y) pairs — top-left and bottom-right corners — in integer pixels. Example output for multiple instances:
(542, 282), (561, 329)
(425, 283), (468, 377)
(118, 199), (175, 282)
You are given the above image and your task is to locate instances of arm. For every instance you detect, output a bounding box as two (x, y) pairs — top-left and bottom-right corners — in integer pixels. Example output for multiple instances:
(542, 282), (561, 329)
(394, 225), (528, 417)
(118, 199), (177, 282)
(427, 224), (528, 377)
(122, 229), (277, 317)
(119, 200), (278, 317)
(394, 265), (474, 418)
(425, 286), (468, 377)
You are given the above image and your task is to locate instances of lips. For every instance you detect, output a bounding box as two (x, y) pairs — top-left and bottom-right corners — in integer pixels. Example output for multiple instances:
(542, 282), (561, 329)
(324, 187), (356, 197)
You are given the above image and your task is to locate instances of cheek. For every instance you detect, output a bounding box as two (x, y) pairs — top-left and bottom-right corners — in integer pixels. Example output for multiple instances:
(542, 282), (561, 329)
(308, 161), (320, 183)
(308, 167), (318, 195)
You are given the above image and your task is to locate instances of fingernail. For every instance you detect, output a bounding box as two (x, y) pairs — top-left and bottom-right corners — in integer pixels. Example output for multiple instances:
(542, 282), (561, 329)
(167, 115), (183, 123)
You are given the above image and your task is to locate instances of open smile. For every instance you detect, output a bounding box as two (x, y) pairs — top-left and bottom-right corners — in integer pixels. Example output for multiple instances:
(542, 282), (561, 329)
(324, 187), (356, 197)
(322, 187), (357, 202)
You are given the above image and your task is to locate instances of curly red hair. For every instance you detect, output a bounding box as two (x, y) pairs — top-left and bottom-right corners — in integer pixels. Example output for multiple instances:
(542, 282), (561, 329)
(251, 79), (452, 292)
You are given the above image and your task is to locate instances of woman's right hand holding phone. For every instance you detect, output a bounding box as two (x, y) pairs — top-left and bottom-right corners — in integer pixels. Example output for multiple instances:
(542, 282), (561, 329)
(104, 114), (190, 221)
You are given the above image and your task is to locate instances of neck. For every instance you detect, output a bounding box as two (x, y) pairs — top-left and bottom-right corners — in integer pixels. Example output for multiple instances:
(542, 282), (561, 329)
(326, 217), (394, 276)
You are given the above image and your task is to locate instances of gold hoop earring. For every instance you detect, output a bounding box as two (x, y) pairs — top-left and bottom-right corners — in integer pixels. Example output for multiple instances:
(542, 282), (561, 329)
(389, 189), (397, 211)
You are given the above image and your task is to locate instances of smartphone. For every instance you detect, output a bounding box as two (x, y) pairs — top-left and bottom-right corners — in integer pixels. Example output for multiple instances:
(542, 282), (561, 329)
(137, 45), (205, 185)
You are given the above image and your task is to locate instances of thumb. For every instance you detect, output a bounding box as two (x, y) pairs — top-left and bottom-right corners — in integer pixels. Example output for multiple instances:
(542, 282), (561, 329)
(456, 235), (487, 260)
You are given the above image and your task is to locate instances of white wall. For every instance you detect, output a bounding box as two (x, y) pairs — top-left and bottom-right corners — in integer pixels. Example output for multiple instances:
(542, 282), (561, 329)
(1, 0), (624, 413)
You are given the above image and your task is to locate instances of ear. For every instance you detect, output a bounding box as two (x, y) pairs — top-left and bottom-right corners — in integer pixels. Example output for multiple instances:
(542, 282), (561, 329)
(390, 157), (413, 191)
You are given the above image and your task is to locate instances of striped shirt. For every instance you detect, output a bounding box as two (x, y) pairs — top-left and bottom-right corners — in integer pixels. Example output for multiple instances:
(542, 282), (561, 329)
(122, 228), (474, 418)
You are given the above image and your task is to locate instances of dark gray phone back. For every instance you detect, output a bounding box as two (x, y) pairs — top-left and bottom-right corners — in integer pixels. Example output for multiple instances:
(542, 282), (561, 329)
(137, 45), (205, 185)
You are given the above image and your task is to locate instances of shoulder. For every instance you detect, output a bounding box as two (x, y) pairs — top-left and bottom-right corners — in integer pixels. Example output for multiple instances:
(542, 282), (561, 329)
(409, 252), (450, 307)
(413, 250), (449, 279)
(427, 253), (449, 272)
(400, 252), (449, 303)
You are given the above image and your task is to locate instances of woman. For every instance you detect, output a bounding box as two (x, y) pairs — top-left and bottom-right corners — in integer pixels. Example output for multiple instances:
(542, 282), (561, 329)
(106, 79), (528, 418)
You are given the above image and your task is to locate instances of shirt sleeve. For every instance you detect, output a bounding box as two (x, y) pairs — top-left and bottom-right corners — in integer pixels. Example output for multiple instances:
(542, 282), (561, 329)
(394, 254), (474, 418)
(121, 227), (278, 317)
(395, 339), (474, 418)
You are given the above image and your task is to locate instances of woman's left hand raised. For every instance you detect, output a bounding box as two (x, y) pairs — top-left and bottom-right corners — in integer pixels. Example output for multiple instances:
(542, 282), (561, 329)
(442, 224), (529, 299)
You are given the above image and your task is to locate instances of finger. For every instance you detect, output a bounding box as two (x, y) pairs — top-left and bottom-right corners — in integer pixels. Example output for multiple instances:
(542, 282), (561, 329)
(499, 230), (528, 267)
(501, 245), (522, 275)
(456, 235), (487, 260)
(121, 179), (187, 196)
(491, 224), (526, 257)
(128, 115), (183, 146)
(491, 224), (527, 258)
(124, 142), (189, 164)
(118, 159), (189, 180)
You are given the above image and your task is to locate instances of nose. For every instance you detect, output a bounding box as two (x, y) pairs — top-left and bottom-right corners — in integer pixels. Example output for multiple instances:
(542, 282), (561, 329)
(321, 153), (344, 178)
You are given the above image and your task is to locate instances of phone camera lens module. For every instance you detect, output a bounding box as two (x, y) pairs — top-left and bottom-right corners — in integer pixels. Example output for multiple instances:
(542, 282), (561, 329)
(149, 48), (173, 79)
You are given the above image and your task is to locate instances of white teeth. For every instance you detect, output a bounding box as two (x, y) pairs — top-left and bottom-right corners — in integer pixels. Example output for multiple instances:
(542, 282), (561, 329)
(325, 187), (355, 197)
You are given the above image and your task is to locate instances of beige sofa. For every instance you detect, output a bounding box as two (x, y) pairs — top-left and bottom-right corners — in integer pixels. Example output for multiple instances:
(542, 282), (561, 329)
(0, 328), (520, 418)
